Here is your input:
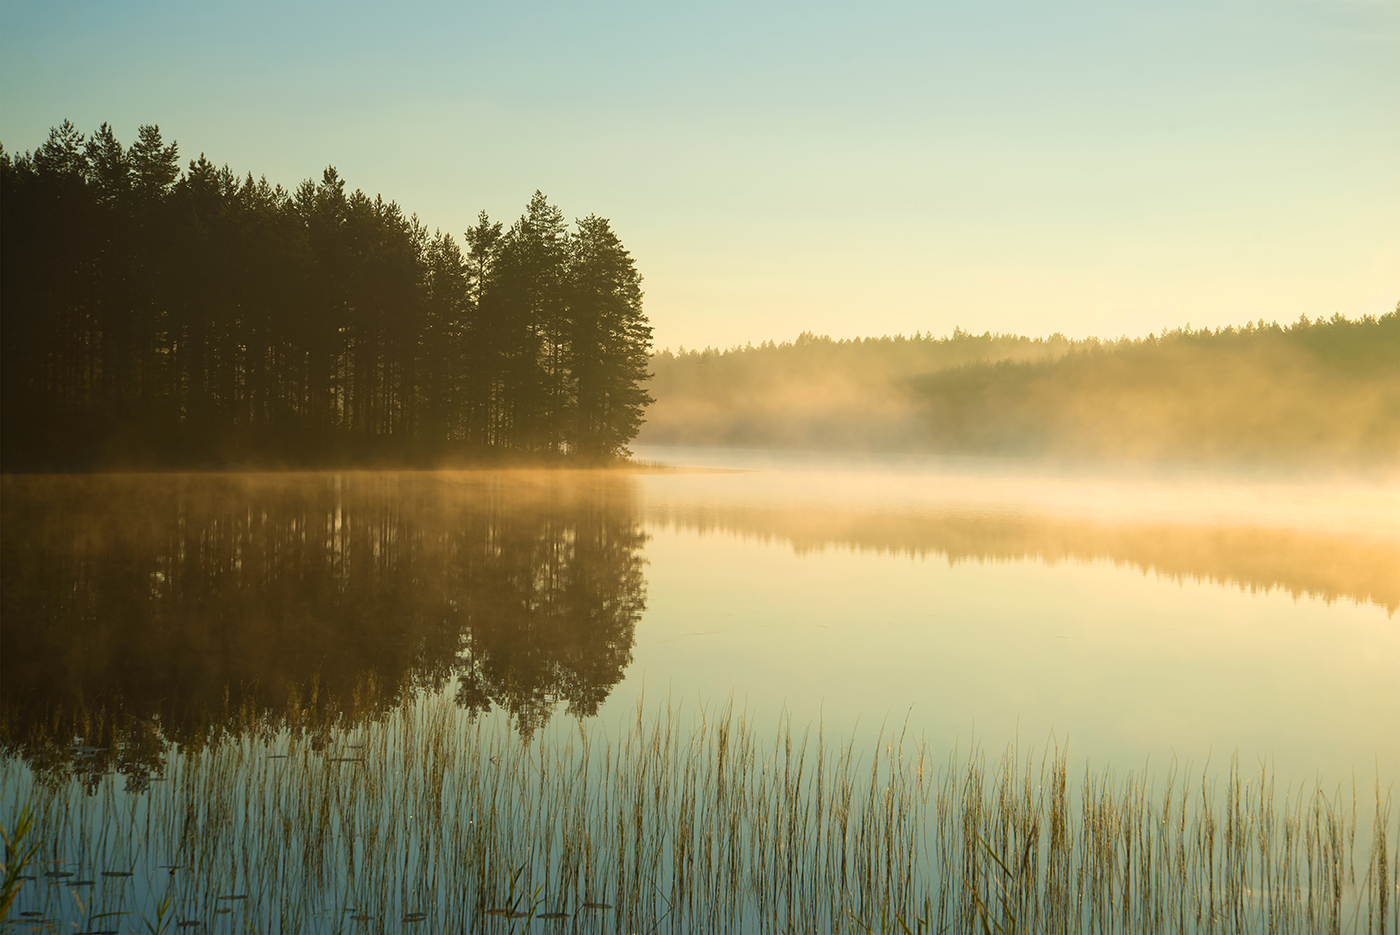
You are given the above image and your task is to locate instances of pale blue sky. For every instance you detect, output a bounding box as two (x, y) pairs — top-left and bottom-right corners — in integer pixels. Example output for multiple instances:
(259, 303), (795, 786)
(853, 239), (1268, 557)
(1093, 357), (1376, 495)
(2, 1), (1395, 351)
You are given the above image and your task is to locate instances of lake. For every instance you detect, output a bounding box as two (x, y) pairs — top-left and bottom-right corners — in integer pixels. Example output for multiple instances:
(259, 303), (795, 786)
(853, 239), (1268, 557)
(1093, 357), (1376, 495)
(2, 449), (1396, 932)
(629, 447), (1399, 782)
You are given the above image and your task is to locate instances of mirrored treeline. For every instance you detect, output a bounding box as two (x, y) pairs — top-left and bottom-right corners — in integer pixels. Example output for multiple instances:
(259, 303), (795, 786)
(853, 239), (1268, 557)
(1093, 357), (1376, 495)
(646, 501), (1399, 614)
(0, 471), (647, 784)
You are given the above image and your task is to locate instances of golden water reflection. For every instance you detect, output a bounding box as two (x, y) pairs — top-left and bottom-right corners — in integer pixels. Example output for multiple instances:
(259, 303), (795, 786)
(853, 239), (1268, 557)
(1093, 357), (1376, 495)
(646, 502), (1397, 614)
(631, 458), (1397, 784)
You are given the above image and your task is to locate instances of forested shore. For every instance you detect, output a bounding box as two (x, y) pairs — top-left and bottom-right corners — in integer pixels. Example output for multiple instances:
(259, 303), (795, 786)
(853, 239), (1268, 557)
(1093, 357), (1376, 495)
(1, 121), (653, 470)
(5, 122), (1394, 472)
(643, 311), (1399, 463)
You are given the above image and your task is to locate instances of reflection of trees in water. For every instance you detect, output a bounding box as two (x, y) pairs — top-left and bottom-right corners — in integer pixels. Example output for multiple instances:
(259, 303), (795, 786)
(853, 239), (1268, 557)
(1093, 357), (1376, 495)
(0, 472), (647, 782)
(649, 504), (1398, 615)
(451, 505), (647, 735)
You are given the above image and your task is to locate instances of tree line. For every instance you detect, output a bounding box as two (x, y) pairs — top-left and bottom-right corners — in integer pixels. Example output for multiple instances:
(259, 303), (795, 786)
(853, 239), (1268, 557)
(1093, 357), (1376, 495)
(0, 121), (653, 469)
(909, 312), (1398, 461)
(642, 312), (1399, 462)
(645, 328), (1085, 451)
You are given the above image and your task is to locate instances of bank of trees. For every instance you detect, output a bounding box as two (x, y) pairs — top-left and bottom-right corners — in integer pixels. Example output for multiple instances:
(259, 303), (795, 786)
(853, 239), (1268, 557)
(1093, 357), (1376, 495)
(0, 121), (653, 468)
(909, 312), (1398, 461)
(643, 313), (1399, 462)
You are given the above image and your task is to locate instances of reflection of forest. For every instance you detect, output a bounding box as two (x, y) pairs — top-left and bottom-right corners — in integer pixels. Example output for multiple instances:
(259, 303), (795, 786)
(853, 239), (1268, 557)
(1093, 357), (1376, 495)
(1, 472), (647, 779)
(648, 503), (1398, 615)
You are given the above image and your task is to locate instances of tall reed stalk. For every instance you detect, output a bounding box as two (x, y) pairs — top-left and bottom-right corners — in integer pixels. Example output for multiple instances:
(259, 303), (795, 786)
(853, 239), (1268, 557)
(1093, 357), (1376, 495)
(2, 691), (1395, 934)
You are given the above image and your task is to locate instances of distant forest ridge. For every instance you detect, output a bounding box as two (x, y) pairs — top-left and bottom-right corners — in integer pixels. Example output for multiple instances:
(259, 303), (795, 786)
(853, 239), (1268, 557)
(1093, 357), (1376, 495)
(642, 310), (1399, 462)
(1, 121), (653, 470)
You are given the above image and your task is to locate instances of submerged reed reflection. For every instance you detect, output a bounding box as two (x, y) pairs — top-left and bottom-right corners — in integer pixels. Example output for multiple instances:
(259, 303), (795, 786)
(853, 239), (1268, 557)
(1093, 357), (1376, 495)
(0, 471), (648, 780)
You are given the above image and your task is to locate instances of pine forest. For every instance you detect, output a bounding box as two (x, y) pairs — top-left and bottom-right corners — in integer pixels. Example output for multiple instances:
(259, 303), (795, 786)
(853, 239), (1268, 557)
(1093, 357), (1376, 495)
(0, 121), (654, 470)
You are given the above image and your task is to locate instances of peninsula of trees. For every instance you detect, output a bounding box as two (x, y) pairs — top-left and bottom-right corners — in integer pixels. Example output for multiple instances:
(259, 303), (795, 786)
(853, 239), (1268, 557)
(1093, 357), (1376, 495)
(643, 311), (1399, 463)
(1, 121), (653, 470)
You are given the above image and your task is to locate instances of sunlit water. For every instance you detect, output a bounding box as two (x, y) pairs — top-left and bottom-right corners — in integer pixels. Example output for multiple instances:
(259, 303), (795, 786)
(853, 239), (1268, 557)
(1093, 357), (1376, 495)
(624, 446), (1399, 784)
(2, 450), (1396, 931)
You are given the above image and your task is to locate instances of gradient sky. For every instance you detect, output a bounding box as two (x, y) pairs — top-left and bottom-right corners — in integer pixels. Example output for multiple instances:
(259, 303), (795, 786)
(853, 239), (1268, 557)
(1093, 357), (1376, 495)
(2, 1), (1396, 352)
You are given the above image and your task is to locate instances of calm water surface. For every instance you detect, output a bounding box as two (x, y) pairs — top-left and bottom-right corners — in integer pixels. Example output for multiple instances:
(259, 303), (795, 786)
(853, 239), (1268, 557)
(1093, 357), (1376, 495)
(3, 451), (1397, 933)
(629, 446), (1399, 784)
(4, 447), (1395, 783)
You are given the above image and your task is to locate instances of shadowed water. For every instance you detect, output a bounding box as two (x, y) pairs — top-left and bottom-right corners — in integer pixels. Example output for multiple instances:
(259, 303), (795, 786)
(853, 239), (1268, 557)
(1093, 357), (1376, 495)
(1, 471), (647, 783)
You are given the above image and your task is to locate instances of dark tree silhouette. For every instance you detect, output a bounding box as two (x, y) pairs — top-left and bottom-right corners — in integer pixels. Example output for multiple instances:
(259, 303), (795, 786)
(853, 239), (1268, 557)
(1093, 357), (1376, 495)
(0, 123), (654, 468)
(569, 214), (654, 458)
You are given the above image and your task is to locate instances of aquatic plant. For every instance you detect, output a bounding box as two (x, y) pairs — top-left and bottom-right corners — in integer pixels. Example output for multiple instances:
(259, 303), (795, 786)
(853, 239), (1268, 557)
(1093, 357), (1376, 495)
(1, 797), (39, 918)
(1, 692), (1394, 933)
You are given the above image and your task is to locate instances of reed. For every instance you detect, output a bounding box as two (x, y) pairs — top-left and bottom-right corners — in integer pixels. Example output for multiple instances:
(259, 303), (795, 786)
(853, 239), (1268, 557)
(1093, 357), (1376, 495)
(2, 691), (1395, 934)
